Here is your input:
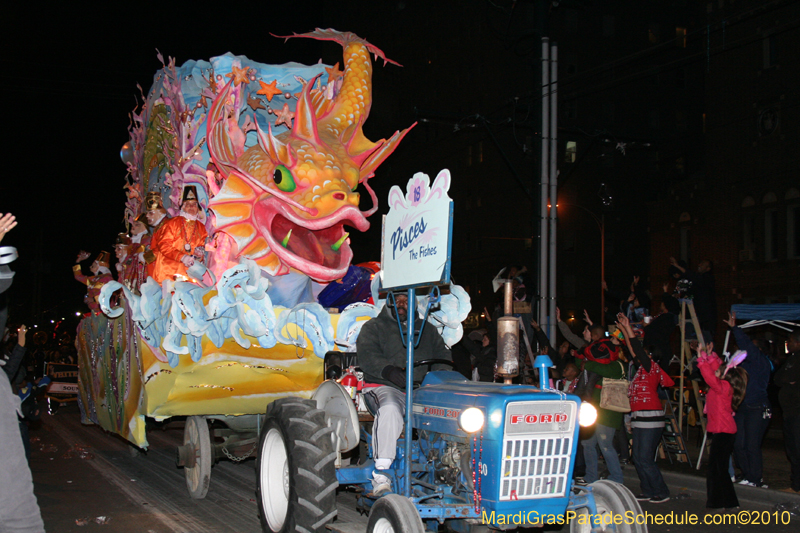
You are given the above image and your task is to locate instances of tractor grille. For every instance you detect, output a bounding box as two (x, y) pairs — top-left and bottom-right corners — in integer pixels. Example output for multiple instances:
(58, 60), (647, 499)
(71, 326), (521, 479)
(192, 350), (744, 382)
(499, 401), (576, 500)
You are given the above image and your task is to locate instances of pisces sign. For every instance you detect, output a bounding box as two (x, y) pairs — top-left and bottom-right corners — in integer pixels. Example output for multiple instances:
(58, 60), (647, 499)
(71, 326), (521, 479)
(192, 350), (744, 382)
(381, 169), (453, 290)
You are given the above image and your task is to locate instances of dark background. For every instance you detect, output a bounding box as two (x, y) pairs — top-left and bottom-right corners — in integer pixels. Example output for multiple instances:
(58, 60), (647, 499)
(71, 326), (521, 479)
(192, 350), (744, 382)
(3, 0), (564, 328)
(4, 0), (796, 343)
(1, 1), (420, 328)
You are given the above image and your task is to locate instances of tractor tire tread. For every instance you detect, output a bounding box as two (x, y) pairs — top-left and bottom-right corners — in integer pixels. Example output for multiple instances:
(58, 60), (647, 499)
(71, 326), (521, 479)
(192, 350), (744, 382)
(258, 398), (337, 533)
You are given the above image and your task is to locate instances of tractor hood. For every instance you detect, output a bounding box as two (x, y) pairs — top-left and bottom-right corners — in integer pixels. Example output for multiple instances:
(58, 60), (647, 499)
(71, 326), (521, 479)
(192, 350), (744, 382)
(411, 371), (581, 440)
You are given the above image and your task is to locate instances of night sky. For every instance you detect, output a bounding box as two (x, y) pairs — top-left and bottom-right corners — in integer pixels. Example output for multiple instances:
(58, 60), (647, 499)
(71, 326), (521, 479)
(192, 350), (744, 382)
(3, 1), (650, 331)
(2, 1), (424, 326)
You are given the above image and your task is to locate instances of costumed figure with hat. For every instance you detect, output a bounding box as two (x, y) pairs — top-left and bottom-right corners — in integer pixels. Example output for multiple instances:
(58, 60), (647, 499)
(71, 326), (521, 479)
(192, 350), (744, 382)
(121, 214), (151, 291)
(150, 185), (208, 283)
(114, 233), (131, 280)
(143, 192), (169, 280)
(73, 250), (114, 314)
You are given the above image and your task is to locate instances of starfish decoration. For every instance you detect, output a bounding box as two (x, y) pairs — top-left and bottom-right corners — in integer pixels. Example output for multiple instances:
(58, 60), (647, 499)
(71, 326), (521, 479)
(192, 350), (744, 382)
(256, 79), (283, 102)
(325, 62), (343, 83)
(226, 65), (251, 86)
(247, 92), (266, 111)
(274, 103), (295, 128)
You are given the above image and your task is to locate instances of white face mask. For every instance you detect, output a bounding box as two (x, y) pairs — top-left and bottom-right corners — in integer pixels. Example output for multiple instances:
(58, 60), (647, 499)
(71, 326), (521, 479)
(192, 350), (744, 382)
(180, 209), (199, 221)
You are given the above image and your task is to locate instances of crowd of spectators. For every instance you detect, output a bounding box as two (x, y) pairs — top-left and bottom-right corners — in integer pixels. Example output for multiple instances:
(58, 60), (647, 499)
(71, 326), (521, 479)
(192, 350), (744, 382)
(466, 257), (800, 508)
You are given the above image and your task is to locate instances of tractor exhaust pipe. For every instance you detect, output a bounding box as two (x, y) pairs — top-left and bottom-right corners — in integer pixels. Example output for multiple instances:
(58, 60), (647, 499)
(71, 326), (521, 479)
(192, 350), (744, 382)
(496, 316), (519, 382)
(497, 280), (519, 383)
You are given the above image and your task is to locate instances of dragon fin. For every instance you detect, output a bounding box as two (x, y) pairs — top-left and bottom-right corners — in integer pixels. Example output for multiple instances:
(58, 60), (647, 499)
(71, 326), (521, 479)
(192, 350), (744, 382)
(255, 117), (293, 167)
(358, 123), (417, 179)
(271, 28), (401, 67)
(207, 80), (246, 178)
(292, 74), (323, 145)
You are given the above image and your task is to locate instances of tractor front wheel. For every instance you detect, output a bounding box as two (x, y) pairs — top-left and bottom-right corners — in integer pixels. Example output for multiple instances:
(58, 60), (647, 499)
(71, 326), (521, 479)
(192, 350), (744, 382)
(367, 494), (425, 533)
(570, 480), (642, 533)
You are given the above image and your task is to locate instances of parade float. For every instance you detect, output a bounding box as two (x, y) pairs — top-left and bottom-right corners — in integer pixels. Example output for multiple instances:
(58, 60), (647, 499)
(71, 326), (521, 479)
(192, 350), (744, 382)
(75, 29), (470, 497)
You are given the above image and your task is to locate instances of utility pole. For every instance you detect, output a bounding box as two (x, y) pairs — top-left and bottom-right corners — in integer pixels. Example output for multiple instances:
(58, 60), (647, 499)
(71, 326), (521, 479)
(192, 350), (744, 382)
(548, 43), (558, 342)
(538, 37), (550, 338)
(539, 38), (559, 342)
(532, 0), (548, 330)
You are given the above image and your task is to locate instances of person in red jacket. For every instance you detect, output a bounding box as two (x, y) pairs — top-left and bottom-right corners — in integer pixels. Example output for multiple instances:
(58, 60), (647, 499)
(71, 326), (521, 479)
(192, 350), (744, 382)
(697, 346), (748, 509)
(618, 314), (674, 503)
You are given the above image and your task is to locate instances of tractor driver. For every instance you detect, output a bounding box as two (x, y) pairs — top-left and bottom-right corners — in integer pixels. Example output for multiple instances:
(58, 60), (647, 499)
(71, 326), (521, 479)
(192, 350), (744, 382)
(356, 291), (452, 496)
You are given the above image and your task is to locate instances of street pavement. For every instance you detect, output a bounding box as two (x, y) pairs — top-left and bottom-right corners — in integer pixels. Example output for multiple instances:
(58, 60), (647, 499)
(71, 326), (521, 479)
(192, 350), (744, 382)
(21, 404), (800, 532)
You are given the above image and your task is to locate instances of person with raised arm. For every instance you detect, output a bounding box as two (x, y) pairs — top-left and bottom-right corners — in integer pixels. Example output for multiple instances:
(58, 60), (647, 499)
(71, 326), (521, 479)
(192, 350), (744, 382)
(618, 313), (674, 503)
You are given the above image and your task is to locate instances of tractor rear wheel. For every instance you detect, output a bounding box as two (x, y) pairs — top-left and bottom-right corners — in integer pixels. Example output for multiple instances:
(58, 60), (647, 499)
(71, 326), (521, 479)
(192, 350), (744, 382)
(257, 399), (338, 533)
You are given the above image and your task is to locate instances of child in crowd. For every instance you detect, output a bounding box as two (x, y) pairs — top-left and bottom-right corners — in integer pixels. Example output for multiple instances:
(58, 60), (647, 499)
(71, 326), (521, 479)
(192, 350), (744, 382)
(558, 363), (579, 392)
(697, 346), (748, 509)
(574, 325), (627, 485)
(579, 325), (620, 364)
(571, 325), (621, 398)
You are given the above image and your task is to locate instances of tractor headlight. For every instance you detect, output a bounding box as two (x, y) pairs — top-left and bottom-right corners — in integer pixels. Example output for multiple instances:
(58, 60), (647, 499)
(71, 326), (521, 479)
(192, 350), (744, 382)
(459, 408), (485, 433)
(579, 402), (597, 427)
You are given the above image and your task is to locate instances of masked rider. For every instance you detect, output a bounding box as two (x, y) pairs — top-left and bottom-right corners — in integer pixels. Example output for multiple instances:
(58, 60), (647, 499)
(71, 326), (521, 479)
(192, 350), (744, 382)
(150, 186), (208, 283)
(73, 251), (114, 314)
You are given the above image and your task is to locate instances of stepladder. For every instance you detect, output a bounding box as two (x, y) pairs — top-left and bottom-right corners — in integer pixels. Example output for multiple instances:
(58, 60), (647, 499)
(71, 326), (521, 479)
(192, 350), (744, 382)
(658, 392), (690, 463)
(676, 299), (710, 468)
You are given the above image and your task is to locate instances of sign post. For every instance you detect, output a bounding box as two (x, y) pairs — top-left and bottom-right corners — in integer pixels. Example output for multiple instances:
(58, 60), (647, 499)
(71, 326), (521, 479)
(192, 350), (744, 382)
(381, 169), (453, 497)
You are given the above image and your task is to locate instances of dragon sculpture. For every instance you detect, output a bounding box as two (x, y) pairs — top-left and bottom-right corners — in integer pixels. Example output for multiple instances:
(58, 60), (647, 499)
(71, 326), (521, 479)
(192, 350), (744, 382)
(207, 29), (414, 282)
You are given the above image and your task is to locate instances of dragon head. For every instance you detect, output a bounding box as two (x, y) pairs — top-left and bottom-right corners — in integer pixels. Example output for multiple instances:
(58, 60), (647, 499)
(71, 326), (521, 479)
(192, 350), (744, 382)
(208, 31), (414, 283)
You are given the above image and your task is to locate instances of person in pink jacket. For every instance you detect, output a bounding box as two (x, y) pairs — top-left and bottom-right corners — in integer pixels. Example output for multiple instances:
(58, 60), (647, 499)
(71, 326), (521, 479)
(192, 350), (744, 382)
(697, 346), (748, 509)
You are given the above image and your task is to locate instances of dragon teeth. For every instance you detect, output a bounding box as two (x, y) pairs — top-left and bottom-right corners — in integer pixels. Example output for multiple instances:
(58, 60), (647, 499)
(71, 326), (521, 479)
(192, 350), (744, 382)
(331, 232), (349, 252)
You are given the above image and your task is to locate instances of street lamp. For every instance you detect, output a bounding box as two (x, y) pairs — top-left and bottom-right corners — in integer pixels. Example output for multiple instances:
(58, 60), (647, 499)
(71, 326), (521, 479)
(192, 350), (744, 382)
(557, 203), (606, 327)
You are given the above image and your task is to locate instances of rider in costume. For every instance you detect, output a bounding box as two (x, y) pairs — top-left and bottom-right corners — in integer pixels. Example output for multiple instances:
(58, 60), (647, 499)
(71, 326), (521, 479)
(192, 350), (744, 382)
(151, 185), (208, 283)
(124, 214), (151, 290)
(143, 192), (168, 280)
(113, 233), (132, 282)
(72, 251), (114, 314)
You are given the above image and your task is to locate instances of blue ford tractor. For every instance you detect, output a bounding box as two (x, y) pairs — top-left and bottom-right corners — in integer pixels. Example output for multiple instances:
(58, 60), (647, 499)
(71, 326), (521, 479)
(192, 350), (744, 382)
(255, 291), (645, 533)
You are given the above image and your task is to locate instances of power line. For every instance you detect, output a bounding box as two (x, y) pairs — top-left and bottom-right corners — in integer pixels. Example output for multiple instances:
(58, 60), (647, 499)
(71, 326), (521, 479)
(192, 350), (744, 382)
(560, 16), (800, 101)
(557, 0), (800, 90)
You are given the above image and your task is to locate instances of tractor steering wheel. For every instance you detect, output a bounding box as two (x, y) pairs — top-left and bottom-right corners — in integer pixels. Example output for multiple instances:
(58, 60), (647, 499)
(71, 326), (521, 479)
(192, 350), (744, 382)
(412, 359), (455, 371)
(410, 359), (455, 388)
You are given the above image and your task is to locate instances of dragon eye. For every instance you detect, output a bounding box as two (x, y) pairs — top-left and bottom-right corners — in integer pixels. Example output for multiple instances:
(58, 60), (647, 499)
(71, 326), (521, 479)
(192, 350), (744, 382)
(272, 165), (296, 192)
